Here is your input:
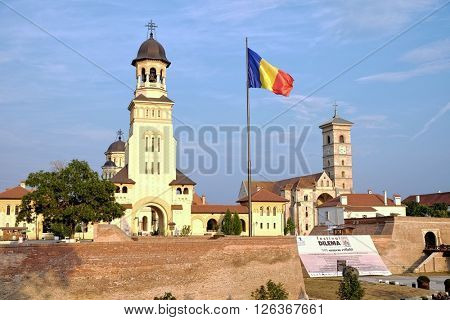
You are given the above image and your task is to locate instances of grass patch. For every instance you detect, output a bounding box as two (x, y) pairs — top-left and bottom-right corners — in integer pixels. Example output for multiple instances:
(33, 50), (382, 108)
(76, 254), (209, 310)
(304, 277), (431, 300)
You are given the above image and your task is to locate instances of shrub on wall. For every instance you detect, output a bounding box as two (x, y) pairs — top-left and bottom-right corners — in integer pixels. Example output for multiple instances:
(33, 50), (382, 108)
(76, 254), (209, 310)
(284, 217), (296, 235)
(251, 280), (288, 300)
(337, 266), (365, 300)
(180, 225), (191, 237)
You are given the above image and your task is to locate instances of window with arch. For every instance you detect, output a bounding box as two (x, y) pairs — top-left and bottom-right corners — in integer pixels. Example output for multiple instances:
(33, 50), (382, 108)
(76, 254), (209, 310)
(341, 171), (345, 178)
(266, 206), (270, 216)
(145, 109), (148, 118)
(122, 186), (128, 193)
(149, 68), (157, 82)
(6, 205), (10, 215)
(141, 68), (146, 82)
(157, 110), (161, 118)
(183, 188), (189, 195)
(273, 223), (276, 229)
(339, 135), (345, 143)
(151, 162), (154, 174)
(152, 110), (155, 117)
(321, 181), (324, 187)
(342, 183), (346, 189)
(327, 135), (331, 144)
(145, 161), (148, 174)
(341, 160), (345, 166)
(273, 207), (276, 216)
(305, 206), (308, 217)
(157, 137), (161, 152)
(15, 205), (19, 215)
(151, 137), (155, 152)
(6, 223), (9, 228)
(145, 136), (149, 151)
(327, 160), (331, 167)
(157, 162), (160, 175)
(115, 186), (120, 193)
(260, 207), (263, 216)
(260, 222), (263, 229)
(267, 223), (270, 229)
(306, 223), (309, 231)
(176, 188), (182, 195)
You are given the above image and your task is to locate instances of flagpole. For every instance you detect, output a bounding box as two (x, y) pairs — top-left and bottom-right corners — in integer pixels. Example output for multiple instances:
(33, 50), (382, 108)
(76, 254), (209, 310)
(245, 37), (253, 237)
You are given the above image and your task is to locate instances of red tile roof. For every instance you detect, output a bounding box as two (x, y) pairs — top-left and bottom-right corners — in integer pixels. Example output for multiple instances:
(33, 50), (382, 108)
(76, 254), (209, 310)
(319, 193), (396, 208)
(237, 188), (288, 203)
(0, 186), (30, 200)
(403, 192), (450, 206)
(192, 193), (203, 205)
(169, 169), (196, 185)
(191, 204), (248, 214)
(111, 165), (135, 184)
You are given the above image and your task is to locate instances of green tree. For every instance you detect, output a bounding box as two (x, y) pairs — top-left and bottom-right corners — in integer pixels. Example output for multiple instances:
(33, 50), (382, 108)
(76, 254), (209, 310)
(17, 160), (124, 238)
(232, 212), (242, 235)
(251, 280), (288, 300)
(221, 209), (233, 235)
(284, 217), (296, 235)
(337, 266), (365, 300)
(405, 201), (448, 218)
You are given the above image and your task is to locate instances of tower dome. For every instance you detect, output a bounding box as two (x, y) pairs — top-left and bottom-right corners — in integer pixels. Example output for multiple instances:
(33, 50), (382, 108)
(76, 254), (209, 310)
(131, 35), (170, 67)
(105, 139), (126, 154)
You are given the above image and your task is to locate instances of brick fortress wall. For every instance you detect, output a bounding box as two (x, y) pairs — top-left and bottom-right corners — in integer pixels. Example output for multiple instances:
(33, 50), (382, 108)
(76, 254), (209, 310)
(0, 237), (306, 300)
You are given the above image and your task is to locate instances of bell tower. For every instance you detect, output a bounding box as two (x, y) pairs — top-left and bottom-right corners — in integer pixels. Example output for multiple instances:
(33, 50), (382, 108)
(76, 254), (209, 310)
(319, 103), (354, 194)
(126, 21), (177, 199)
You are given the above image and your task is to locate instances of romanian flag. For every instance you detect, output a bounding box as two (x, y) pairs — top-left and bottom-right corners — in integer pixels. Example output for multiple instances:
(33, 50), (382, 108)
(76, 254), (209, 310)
(247, 48), (294, 96)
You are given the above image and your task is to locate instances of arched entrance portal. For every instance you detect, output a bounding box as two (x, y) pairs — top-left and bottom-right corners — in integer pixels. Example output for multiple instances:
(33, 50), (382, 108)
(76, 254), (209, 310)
(424, 231), (437, 249)
(207, 219), (218, 232)
(137, 205), (166, 236)
(317, 193), (333, 206)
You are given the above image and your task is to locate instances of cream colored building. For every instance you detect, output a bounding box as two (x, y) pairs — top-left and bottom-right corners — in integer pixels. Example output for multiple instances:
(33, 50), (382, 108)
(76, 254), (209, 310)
(102, 30), (197, 237)
(0, 184), (43, 240)
(318, 192), (406, 226)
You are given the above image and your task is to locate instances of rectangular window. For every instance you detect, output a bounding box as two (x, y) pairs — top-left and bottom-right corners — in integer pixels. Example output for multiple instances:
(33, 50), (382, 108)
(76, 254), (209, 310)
(6, 205), (10, 215)
(305, 207), (308, 217)
(267, 223), (269, 229)
(145, 137), (148, 151)
(157, 137), (160, 152)
(151, 162), (154, 174)
(306, 224), (309, 231)
(260, 223), (263, 229)
(157, 162), (160, 175)
(15, 206), (19, 215)
(273, 223), (276, 229)
(151, 137), (155, 152)
(145, 162), (148, 174)
(304, 195), (308, 201)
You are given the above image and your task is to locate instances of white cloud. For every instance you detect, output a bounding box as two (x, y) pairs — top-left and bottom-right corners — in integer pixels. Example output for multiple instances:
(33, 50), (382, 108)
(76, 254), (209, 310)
(411, 102), (450, 140)
(356, 59), (450, 82)
(353, 115), (389, 129)
(402, 38), (450, 63)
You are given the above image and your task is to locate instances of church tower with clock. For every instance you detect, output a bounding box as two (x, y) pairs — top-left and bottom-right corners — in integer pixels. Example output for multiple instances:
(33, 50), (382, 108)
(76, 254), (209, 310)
(319, 104), (354, 194)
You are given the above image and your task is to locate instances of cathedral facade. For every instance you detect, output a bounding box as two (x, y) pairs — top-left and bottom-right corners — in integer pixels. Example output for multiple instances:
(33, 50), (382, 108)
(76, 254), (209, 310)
(102, 28), (354, 237)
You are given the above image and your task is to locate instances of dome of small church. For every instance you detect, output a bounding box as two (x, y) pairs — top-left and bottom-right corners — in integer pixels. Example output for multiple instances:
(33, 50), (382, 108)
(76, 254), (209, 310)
(131, 36), (171, 67)
(102, 160), (116, 168)
(106, 139), (125, 154)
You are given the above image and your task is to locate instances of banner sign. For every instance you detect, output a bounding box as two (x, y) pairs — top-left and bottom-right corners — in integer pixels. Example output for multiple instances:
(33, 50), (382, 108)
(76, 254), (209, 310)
(296, 235), (391, 277)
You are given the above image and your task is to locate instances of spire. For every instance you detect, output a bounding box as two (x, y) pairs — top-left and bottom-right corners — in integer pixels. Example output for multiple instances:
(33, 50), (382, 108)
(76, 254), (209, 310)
(333, 101), (338, 118)
(145, 20), (158, 39)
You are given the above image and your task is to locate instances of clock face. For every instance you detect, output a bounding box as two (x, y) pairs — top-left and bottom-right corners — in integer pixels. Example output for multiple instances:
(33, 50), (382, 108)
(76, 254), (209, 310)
(338, 145), (347, 155)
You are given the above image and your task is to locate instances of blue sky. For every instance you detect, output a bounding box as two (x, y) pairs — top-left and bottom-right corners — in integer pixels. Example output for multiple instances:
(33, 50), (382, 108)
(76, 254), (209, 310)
(0, 0), (449, 203)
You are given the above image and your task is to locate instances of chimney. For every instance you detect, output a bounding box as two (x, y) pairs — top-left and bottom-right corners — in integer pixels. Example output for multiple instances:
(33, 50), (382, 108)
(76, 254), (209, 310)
(368, 189), (373, 194)
(393, 194), (401, 206)
(256, 186), (262, 192)
(384, 190), (387, 205)
(340, 195), (348, 206)
(415, 195), (420, 203)
(20, 181), (26, 188)
(201, 194), (206, 205)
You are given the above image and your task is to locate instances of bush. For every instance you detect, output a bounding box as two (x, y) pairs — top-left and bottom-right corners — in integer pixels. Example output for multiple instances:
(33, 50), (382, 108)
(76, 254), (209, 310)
(50, 223), (72, 238)
(180, 225), (191, 237)
(154, 292), (176, 300)
(337, 266), (365, 300)
(232, 213), (242, 235)
(284, 217), (296, 235)
(251, 280), (288, 300)
(222, 210), (233, 235)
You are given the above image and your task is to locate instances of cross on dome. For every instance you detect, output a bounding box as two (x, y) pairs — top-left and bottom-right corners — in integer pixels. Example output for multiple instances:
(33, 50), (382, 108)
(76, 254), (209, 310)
(145, 20), (158, 39)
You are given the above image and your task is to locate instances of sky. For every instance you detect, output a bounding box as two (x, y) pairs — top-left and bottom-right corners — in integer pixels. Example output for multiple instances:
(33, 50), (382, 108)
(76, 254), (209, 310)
(0, 0), (449, 204)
